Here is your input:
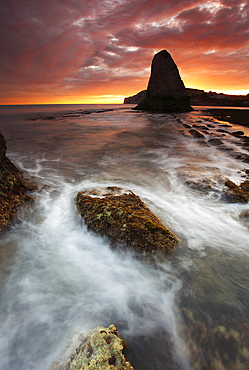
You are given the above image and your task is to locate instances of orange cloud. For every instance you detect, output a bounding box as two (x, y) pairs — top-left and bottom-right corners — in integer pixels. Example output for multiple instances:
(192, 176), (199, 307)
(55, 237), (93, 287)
(0, 0), (248, 105)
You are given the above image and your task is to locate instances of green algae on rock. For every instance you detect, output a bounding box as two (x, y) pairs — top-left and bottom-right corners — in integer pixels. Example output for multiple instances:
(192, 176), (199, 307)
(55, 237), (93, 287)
(48, 325), (134, 370)
(76, 186), (179, 256)
(0, 131), (37, 233)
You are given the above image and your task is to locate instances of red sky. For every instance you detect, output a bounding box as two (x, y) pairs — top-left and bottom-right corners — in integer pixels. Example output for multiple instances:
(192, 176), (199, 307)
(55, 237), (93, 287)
(0, 0), (248, 105)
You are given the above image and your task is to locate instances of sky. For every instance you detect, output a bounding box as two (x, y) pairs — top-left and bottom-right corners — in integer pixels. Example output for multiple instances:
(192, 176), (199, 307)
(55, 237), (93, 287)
(0, 0), (248, 105)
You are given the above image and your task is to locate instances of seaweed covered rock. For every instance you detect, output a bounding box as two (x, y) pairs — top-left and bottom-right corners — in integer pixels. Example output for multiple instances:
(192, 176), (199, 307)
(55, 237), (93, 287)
(76, 186), (179, 256)
(223, 180), (249, 203)
(48, 325), (134, 370)
(0, 131), (37, 232)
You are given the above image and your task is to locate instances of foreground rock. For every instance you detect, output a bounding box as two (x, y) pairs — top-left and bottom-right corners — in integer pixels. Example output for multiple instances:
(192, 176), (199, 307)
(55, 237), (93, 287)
(0, 131), (37, 233)
(134, 50), (192, 113)
(49, 325), (134, 370)
(76, 186), (179, 256)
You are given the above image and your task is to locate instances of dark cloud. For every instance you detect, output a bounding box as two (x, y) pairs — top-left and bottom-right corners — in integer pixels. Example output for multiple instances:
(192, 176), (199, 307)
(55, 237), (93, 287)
(0, 0), (248, 103)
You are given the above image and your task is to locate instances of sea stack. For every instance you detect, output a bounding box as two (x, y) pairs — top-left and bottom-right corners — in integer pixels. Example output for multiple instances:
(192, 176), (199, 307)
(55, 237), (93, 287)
(135, 50), (192, 113)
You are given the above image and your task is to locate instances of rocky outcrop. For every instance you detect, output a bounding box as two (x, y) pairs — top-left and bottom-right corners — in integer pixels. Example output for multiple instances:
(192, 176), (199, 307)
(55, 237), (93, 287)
(134, 50), (192, 113)
(222, 180), (249, 203)
(124, 90), (146, 104)
(48, 325), (134, 370)
(76, 186), (179, 256)
(0, 131), (37, 233)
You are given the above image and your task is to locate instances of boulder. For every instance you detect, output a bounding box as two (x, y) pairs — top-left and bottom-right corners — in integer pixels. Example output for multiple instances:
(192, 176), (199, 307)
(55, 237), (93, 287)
(48, 325), (134, 370)
(0, 131), (37, 232)
(76, 186), (179, 256)
(134, 50), (192, 113)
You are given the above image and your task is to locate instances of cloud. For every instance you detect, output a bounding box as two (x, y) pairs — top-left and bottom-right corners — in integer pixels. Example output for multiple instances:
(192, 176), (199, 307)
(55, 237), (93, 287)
(0, 0), (248, 103)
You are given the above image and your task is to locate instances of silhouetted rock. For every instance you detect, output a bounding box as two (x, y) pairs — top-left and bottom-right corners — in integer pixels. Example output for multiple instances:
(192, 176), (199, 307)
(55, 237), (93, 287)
(229, 131), (244, 138)
(0, 131), (37, 233)
(124, 90), (146, 104)
(134, 50), (192, 113)
(76, 186), (179, 256)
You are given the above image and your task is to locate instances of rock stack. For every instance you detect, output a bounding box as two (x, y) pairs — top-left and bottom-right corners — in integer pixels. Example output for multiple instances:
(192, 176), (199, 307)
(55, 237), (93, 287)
(134, 50), (192, 113)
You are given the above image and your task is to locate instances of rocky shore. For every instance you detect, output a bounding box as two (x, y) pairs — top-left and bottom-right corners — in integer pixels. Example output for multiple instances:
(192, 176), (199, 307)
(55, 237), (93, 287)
(204, 108), (249, 128)
(0, 131), (37, 233)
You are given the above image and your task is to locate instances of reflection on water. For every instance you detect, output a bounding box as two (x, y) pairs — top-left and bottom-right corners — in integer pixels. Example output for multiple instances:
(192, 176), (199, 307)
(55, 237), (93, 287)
(0, 105), (249, 370)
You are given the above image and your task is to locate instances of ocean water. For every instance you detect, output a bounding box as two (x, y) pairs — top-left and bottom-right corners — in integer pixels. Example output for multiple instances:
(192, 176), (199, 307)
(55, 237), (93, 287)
(0, 104), (249, 370)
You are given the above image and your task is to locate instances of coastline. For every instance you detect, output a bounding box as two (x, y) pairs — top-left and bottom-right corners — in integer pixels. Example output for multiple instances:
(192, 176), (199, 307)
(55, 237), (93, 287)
(201, 107), (249, 127)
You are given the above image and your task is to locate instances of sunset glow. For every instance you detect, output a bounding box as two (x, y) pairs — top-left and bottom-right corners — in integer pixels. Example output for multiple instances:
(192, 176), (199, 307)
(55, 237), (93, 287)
(1, 0), (248, 105)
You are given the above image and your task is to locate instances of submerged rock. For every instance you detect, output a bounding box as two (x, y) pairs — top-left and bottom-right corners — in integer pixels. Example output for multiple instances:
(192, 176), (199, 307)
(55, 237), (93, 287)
(0, 131), (37, 233)
(208, 138), (223, 146)
(134, 50), (192, 113)
(76, 186), (179, 256)
(181, 307), (249, 370)
(189, 129), (205, 139)
(48, 325), (134, 370)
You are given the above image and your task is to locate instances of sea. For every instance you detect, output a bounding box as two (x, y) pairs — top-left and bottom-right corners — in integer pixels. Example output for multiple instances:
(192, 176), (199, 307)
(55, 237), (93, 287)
(0, 103), (249, 370)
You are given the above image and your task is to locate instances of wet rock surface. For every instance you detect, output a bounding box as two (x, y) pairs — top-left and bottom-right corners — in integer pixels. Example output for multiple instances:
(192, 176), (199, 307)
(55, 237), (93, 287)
(189, 129), (205, 139)
(222, 179), (249, 203)
(183, 175), (249, 205)
(135, 50), (192, 113)
(182, 110), (249, 168)
(0, 131), (37, 233)
(48, 325), (134, 370)
(76, 186), (179, 256)
(208, 138), (223, 146)
(205, 108), (249, 128)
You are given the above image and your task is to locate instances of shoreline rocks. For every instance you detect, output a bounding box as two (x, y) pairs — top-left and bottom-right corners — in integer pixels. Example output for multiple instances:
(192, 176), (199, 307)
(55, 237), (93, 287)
(134, 50), (192, 113)
(0, 131), (37, 233)
(76, 186), (179, 256)
(204, 108), (249, 128)
(223, 179), (249, 203)
(48, 325), (134, 370)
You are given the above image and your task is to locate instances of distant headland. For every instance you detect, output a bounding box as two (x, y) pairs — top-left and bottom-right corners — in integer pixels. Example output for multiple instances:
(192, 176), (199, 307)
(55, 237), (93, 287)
(125, 88), (249, 107)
